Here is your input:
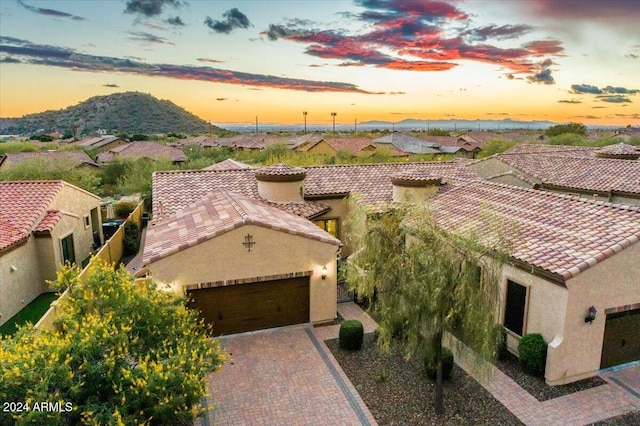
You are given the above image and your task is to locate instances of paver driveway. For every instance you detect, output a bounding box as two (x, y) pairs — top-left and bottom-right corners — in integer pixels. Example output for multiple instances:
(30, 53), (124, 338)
(198, 324), (376, 426)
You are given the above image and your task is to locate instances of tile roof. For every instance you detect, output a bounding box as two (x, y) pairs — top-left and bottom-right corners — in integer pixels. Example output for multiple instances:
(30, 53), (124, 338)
(495, 150), (640, 195)
(152, 161), (477, 222)
(499, 144), (597, 158)
(322, 138), (377, 155)
(0, 181), (65, 251)
(33, 210), (63, 233)
(143, 188), (341, 264)
(97, 141), (187, 163)
(77, 135), (122, 148)
(595, 143), (640, 159)
(203, 159), (253, 171)
(427, 180), (640, 282)
(255, 163), (306, 180)
(0, 150), (98, 168)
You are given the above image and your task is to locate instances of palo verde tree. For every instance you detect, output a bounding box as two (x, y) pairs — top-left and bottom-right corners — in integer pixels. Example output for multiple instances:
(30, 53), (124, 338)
(345, 198), (512, 415)
(0, 260), (224, 425)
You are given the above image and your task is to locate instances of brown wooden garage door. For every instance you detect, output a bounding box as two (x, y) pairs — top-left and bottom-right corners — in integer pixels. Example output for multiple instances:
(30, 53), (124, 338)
(600, 309), (640, 369)
(186, 277), (310, 335)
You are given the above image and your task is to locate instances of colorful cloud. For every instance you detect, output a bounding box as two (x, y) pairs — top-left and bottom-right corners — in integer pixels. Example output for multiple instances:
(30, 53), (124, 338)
(0, 36), (379, 94)
(263, 0), (563, 81)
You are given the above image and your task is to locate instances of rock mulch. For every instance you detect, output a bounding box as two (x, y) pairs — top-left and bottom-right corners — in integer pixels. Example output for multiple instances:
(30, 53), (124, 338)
(326, 333), (523, 425)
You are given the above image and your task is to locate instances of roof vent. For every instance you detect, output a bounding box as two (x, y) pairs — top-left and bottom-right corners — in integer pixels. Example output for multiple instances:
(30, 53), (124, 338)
(391, 171), (442, 203)
(255, 164), (306, 202)
(594, 143), (640, 160)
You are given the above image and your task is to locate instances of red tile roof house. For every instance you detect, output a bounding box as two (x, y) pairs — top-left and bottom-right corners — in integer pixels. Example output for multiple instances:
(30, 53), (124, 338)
(0, 181), (103, 326)
(95, 141), (188, 164)
(142, 160), (640, 385)
(469, 144), (640, 207)
(0, 150), (98, 171)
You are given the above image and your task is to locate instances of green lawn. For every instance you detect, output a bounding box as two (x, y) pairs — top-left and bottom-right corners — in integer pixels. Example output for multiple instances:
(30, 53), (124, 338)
(0, 293), (59, 337)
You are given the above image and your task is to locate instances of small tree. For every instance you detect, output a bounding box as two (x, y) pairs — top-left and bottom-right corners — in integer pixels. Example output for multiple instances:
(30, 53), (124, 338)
(0, 260), (224, 425)
(345, 199), (512, 414)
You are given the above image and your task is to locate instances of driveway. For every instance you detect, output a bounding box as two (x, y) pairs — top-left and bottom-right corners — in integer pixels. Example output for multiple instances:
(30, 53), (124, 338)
(198, 324), (376, 425)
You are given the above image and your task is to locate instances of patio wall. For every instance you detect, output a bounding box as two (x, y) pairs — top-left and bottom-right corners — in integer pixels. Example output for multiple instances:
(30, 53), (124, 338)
(35, 202), (144, 332)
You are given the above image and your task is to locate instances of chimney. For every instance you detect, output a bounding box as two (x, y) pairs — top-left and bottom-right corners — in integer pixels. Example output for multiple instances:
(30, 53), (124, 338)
(391, 171), (442, 203)
(254, 164), (306, 203)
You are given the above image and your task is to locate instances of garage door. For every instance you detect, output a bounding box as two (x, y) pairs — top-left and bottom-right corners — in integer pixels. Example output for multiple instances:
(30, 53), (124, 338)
(186, 277), (310, 335)
(600, 309), (640, 369)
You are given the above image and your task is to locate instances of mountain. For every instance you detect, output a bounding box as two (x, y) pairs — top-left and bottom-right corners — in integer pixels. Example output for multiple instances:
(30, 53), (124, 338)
(0, 92), (220, 135)
(359, 118), (559, 131)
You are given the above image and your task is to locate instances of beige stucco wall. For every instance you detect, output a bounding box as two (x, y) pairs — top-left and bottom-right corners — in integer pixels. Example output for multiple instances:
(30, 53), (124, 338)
(0, 240), (46, 325)
(145, 224), (339, 324)
(50, 184), (102, 266)
(312, 197), (350, 252)
(499, 264), (569, 356)
(306, 141), (337, 156)
(545, 242), (640, 385)
(258, 180), (304, 202)
(487, 174), (535, 188)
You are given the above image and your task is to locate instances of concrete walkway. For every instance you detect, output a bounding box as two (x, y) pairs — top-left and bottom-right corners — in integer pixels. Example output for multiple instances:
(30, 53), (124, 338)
(124, 226), (147, 274)
(199, 303), (640, 425)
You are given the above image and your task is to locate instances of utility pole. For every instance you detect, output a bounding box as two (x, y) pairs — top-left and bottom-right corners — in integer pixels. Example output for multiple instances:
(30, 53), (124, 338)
(255, 116), (258, 133)
(331, 112), (337, 132)
(303, 111), (308, 133)
(354, 118), (357, 133)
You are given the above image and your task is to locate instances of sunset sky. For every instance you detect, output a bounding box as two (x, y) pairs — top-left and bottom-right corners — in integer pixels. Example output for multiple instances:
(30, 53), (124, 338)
(0, 0), (638, 126)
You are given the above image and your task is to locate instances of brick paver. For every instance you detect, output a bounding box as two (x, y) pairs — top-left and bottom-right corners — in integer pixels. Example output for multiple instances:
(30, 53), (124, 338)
(198, 303), (640, 426)
(199, 322), (376, 425)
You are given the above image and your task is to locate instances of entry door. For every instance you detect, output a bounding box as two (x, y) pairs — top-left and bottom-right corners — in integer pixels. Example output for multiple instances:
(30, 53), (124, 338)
(601, 309), (640, 369)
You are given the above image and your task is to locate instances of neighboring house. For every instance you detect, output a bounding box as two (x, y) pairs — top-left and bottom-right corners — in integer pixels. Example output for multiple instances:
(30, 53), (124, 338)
(374, 133), (440, 154)
(0, 150), (98, 171)
(96, 141), (187, 164)
(301, 137), (381, 157)
(144, 159), (640, 385)
(202, 158), (253, 171)
(0, 180), (103, 326)
(419, 135), (482, 158)
(469, 144), (640, 206)
(216, 133), (286, 151)
(75, 135), (128, 153)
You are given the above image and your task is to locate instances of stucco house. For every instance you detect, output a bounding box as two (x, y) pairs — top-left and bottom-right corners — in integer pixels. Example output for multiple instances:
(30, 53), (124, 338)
(470, 144), (640, 206)
(0, 150), (98, 171)
(95, 141), (188, 164)
(143, 159), (640, 385)
(75, 135), (128, 153)
(0, 180), (103, 326)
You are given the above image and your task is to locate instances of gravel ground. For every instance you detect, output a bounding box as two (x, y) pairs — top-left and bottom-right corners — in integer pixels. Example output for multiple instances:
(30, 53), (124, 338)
(327, 333), (523, 426)
(495, 351), (607, 401)
(588, 412), (640, 425)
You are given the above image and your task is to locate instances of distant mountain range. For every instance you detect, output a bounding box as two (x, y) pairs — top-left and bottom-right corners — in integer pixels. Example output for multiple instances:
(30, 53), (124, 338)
(0, 92), (221, 136)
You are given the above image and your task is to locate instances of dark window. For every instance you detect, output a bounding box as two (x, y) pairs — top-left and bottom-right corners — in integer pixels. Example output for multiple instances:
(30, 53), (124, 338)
(61, 234), (76, 266)
(504, 280), (527, 336)
(313, 218), (339, 238)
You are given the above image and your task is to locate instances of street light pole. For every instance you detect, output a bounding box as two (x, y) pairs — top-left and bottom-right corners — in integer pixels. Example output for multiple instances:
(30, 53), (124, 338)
(331, 112), (337, 132)
(303, 111), (307, 133)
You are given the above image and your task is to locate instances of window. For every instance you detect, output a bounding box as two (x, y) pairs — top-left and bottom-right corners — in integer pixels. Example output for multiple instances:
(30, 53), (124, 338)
(61, 234), (76, 266)
(504, 279), (527, 336)
(313, 218), (339, 238)
(84, 215), (91, 229)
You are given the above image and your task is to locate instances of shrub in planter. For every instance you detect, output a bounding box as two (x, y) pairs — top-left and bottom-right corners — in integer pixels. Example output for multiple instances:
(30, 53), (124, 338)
(123, 220), (140, 256)
(424, 347), (454, 380)
(518, 333), (547, 377)
(114, 201), (137, 219)
(339, 320), (364, 351)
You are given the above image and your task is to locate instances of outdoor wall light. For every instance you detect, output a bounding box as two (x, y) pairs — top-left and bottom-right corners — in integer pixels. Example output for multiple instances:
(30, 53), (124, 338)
(321, 265), (328, 280)
(585, 306), (597, 324)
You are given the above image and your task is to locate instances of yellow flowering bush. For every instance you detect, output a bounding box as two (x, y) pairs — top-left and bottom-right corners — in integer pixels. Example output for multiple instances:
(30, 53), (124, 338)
(0, 260), (224, 425)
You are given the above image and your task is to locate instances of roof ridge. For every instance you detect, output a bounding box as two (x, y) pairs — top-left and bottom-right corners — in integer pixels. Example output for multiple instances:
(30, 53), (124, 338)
(219, 188), (250, 223)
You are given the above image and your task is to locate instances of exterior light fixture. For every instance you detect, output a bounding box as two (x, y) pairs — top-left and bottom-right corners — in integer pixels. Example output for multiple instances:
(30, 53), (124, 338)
(321, 265), (328, 280)
(585, 306), (597, 324)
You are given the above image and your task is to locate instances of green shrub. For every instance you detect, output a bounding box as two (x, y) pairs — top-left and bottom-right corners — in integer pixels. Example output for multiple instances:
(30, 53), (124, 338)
(114, 201), (137, 218)
(123, 220), (140, 255)
(518, 333), (547, 377)
(339, 320), (364, 350)
(497, 327), (509, 361)
(424, 347), (454, 380)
